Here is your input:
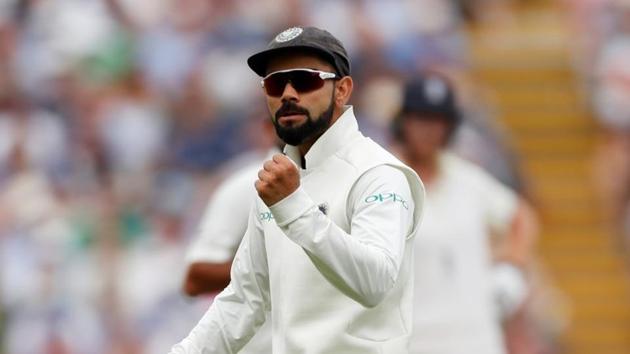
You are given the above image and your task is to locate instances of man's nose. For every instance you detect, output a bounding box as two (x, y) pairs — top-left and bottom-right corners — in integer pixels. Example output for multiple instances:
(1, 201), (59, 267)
(280, 82), (299, 102)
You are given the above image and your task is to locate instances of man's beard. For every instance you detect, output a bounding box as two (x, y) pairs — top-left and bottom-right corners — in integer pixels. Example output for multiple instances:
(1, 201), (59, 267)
(272, 95), (335, 146)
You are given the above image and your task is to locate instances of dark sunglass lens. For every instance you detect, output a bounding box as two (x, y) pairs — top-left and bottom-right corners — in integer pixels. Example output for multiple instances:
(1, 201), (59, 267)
(264, 71), (326, 96)
(290, 71), (324, 93)
(264, 73), (289, 96)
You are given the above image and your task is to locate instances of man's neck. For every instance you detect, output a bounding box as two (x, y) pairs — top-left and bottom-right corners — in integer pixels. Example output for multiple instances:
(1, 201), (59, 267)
(406, 153), (440, 186)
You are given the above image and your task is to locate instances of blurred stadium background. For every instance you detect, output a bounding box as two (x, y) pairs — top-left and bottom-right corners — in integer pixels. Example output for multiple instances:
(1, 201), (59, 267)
(0, 0), (629, 353)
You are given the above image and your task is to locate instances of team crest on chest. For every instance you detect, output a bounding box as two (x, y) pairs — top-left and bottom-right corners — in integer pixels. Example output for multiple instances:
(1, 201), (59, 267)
(275, 27), (303, 43)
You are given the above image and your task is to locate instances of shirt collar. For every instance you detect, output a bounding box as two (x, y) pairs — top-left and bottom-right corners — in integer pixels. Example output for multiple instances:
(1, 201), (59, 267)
(284, 106), (359, 170)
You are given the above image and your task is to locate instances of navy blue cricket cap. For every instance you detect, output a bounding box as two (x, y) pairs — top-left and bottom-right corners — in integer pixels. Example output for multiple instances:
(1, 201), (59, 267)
(247, 26), (351, 77)
(397, 72), (460, 124)
(391, 72), (462, 141)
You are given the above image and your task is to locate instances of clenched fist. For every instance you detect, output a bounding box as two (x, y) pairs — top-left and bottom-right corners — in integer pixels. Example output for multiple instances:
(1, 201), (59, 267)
(255, 154), (300, 206)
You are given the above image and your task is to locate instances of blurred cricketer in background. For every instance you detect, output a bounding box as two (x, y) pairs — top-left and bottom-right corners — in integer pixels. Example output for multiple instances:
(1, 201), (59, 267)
(391, 72), (537, 354)
(169, 26), (425, 354)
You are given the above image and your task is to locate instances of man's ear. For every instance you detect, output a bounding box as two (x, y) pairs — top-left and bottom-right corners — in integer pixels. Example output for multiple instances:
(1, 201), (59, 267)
(335, 76), (353, 106)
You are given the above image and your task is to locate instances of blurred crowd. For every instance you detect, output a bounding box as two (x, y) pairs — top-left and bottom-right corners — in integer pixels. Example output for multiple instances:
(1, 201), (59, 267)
(0, 0), (565, 353)
(564, 0), (630, 248)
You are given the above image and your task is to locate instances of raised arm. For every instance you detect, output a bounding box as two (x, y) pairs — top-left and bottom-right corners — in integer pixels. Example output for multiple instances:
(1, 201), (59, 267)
(266, 164), (415, 307)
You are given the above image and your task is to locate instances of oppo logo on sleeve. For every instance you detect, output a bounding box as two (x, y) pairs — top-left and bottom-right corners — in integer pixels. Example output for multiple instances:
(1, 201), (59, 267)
(364, 193), (409, 209)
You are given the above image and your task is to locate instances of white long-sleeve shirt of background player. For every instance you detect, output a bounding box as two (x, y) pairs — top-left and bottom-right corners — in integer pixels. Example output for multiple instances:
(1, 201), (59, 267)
(185, 149), (278, 265)
(410, 152), (519, 354)
(170, 107), (423, 354)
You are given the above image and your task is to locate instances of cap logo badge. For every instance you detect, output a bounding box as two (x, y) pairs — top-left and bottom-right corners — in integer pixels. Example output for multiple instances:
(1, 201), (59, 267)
(275, 27), (303, 43)
(424, 78), (448, 104)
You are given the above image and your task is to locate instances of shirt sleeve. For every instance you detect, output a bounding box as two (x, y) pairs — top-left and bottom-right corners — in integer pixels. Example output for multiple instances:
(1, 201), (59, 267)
(170, 201), (270, 354)
(185, 165), (258, 264)
(268, 165), (414, 308)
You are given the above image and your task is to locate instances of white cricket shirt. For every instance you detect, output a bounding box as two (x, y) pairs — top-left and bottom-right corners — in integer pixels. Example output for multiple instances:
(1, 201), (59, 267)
(170, 106), (425, 354)
(410, 153), (518, 354)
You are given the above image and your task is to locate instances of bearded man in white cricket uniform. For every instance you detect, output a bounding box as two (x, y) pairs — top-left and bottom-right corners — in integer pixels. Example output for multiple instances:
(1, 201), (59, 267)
(169, 26), (425, 354)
